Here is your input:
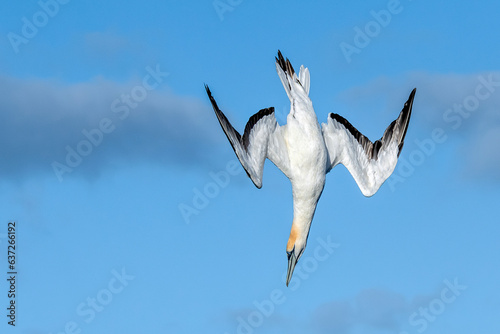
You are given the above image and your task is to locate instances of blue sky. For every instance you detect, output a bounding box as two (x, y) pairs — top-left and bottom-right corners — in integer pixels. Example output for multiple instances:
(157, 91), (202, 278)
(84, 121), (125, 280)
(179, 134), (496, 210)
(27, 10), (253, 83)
(0, 0), (499, 333)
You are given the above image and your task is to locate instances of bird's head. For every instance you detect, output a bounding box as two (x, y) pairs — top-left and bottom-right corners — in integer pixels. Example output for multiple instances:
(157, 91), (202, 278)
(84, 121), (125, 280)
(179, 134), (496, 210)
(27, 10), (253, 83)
(285, 223), (307, 286)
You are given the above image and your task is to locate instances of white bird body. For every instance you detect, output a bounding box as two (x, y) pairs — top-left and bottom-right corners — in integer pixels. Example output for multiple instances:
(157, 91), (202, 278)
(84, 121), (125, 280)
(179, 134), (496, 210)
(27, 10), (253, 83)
(282, 99), (327, 253)
(205, 51), (416, 285)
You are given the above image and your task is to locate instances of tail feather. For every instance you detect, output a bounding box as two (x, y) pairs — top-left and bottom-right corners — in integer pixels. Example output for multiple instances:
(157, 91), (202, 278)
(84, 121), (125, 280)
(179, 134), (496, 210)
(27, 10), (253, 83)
(298, 65), (310, 96)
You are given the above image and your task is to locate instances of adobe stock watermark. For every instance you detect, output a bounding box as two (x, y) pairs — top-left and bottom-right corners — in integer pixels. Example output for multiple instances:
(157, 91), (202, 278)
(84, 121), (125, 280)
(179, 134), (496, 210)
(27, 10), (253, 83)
(224, 236), (340, 334)
(212, 0), (243, 21)
(51, 64), (169, 182)
(178, 159), (244, 224)
(7, 0), (71, 54)
(400, 278), (467, 334)
(49, 267), (134, 334)
(388, 73), (500, 191)
(339, 0), (408, 63)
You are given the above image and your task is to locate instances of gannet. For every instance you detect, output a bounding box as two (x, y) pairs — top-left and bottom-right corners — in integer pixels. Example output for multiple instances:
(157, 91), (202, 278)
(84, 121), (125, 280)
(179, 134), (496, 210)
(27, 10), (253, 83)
(205, 51), (416, 286)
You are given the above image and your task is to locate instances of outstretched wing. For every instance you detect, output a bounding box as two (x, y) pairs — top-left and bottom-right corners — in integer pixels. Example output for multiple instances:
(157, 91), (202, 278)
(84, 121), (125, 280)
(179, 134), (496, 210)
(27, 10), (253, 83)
(322, 88), (416, 196)
(205, 85), (290, 188)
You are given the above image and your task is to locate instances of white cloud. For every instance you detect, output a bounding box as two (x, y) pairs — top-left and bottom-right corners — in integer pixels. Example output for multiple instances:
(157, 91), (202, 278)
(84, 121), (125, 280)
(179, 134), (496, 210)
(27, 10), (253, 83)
(84, 31), (130, 58)
(312, 289), (407, 333)
(0, 75), (219, 182)
(221, 287), (447, 334)
(461, 126), (500, 182)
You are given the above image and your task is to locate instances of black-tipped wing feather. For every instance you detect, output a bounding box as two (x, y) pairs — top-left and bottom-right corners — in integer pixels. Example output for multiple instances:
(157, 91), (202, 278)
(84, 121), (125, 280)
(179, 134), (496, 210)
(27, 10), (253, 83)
(242, 108), (275, 150)
(205, 85), (290, 188)
(275, 50), (310, 99)
(276, 50), (296, 77)
(322, 88), (416, 196)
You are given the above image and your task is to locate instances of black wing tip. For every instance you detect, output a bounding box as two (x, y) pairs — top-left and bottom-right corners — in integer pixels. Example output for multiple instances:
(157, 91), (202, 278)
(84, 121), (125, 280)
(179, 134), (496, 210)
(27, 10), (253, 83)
(275, 50), (295, 75)
(398, 87), (417, 146)
(406, 88), (416, 107)
(403, 88), (416, 114)
(276, 49), (283, 60)
(275, 50), (285, 71)
(204, 84), (213, 98)
(276, 50), (284, 65)
(204, 84), (220, 110)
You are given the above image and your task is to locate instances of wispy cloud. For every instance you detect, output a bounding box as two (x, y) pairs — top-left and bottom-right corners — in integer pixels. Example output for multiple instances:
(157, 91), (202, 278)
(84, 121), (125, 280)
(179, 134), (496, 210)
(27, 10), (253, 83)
(0, 74), (218, 182)
(220, 282), (465, 334)
(312, 279), (466, 334)
(461, 125), (500, 182)
(84, 31), (131, 59)
(233, 279), (466, 334)
(312, 289), (407, 333)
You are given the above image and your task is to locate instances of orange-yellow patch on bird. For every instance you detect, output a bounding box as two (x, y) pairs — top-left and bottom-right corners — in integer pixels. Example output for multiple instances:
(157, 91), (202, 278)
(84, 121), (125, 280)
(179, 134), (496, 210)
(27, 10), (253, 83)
(286, 223), (299, 252)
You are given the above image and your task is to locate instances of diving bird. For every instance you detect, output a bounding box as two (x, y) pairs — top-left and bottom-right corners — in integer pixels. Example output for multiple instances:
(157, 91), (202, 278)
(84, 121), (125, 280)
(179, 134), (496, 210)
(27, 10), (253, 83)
(205, 51), (416, 286)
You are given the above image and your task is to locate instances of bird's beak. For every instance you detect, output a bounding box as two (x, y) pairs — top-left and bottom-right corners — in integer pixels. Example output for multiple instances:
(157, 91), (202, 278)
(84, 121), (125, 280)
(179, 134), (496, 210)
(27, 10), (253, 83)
(286, 251), (298, 287)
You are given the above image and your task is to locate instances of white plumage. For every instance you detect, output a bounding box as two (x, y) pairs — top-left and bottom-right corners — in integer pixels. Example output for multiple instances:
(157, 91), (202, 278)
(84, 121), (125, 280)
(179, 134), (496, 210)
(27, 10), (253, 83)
(205, 51), (416, 285)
